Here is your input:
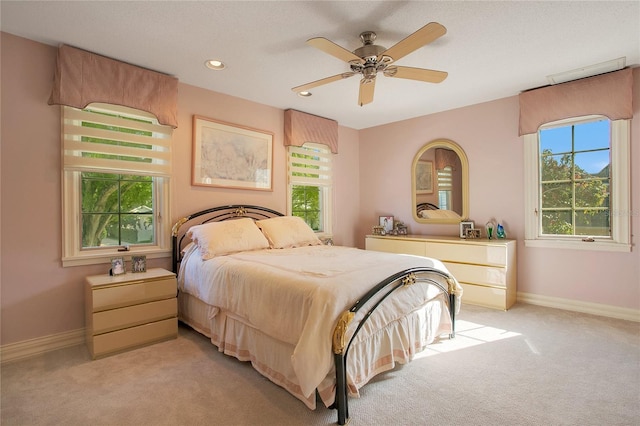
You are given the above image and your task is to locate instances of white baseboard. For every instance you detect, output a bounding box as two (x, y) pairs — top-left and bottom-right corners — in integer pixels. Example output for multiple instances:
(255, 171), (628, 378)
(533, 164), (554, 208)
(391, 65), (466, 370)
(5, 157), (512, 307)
(0, 328), (85, 364)
(518, 292), (640, 322)
(2, 294), (638, 364)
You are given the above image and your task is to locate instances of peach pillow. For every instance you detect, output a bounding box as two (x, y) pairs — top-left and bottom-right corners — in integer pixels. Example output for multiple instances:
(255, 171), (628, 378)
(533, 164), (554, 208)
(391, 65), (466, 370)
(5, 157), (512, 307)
(186, 218), (269, 260)
(256, 216), (321, 249)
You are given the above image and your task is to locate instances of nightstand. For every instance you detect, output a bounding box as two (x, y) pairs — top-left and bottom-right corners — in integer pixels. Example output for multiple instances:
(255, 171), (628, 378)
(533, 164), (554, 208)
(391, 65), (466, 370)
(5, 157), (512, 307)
(85, 268), (178, 359)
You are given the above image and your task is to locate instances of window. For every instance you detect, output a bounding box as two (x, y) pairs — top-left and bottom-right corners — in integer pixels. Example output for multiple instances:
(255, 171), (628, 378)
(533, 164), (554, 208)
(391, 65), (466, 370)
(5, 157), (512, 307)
(287, 143), (332, 235)
(62, 104), (172, 266)
(524, 115), (630, 251)
(437, 166), (453, 210)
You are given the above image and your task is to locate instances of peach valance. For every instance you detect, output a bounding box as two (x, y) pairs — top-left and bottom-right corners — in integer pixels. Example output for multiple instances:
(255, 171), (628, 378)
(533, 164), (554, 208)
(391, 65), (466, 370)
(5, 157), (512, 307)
(435, 148), (458, 170)
(48, 44), (178, 128)
(284, 109), (338, 154)
(518, 68), (633, 136)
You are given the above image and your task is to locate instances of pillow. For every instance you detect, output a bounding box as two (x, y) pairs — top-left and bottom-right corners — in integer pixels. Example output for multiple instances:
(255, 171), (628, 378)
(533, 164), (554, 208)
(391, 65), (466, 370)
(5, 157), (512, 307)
(256, 216), (321, 249)
(186, 218), (269, 260)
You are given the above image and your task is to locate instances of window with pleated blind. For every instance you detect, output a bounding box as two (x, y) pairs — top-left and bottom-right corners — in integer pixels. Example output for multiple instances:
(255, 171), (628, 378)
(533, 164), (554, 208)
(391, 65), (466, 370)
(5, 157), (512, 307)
(437, 166), (453, 211)
(62, 103), (172, 266)
(287, 143), (332, 234)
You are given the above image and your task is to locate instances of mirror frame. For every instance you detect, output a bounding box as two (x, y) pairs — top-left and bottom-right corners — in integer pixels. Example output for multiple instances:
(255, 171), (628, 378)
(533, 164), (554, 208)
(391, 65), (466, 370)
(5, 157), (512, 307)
(411, 139), (469, 224)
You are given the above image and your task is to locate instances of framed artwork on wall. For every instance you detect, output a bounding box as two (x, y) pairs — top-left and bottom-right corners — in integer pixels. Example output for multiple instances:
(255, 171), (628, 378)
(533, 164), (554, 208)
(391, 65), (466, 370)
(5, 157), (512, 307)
(192, 116), (273, 191)
(415, 160), (434, 194)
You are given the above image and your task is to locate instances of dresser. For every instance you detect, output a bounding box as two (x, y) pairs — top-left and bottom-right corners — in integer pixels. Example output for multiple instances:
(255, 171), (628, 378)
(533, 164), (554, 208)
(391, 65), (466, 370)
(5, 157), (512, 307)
(365, 235), (517, 310)
(85, 268), (178, 359)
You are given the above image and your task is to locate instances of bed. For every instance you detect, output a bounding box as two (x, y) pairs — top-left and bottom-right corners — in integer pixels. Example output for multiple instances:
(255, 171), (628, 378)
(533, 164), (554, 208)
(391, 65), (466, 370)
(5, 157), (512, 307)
(172, 205), (462, 425)
(416, 202), (462, 220)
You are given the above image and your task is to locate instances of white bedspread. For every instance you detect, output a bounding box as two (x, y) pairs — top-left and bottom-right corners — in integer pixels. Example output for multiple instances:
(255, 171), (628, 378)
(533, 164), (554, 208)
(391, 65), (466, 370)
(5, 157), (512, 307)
(179, 244), (461, 398)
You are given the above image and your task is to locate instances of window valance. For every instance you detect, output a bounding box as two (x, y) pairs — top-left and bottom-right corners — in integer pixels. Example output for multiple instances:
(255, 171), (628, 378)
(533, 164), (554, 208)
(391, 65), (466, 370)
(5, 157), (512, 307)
(48, 44), (179, 128)
(435, 148), (458, 170)
(518, 68), (633, 136)
(284, 109), (338, 154)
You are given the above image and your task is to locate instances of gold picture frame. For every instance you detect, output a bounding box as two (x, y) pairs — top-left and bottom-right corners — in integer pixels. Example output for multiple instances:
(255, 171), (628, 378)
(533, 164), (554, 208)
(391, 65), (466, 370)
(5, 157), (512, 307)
(192, 116), (273, 191)
(465, 228), (482, 239)
(131, 255), (147, 273)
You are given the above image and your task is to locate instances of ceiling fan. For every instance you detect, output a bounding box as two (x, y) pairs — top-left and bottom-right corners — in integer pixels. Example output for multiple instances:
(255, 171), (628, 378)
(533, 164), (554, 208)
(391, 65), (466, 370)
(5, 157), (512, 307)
(292, 22), (448, 106)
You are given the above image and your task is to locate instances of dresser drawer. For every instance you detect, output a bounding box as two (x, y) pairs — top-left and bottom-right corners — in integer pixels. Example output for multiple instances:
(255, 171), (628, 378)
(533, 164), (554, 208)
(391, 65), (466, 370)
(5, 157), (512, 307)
(91, 317), (178, 358)
(460, 283), (509, 310)
(92, 277), (176, 312)
(92, 298), (177, 335)
(366, 237), (425, 256)
(424, 242), (507, 267)
(444, 262), (507, 287)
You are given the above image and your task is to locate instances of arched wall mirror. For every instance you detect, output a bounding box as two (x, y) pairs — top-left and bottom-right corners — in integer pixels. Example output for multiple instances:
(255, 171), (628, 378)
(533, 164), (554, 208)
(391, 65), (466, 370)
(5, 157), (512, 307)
(412, 139), (469, 224)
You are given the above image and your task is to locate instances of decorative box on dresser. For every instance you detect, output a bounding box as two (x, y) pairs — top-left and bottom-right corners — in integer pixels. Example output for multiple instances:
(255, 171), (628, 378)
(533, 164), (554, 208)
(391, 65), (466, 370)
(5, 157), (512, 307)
(365, 235), (517, 310)
(85, 268), (178, 359)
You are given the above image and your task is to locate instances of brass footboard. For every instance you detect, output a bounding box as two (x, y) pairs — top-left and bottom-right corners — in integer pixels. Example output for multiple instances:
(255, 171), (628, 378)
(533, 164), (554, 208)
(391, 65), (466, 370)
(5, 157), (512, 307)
(332, 267), (457, 425)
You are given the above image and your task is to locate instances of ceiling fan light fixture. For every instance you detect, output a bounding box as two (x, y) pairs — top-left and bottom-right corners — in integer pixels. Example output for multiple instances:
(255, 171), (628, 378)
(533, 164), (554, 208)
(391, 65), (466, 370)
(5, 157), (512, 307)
(293, 22), (448, 106)
(297, 91), (312, 97)
(205, 59), (226, 70)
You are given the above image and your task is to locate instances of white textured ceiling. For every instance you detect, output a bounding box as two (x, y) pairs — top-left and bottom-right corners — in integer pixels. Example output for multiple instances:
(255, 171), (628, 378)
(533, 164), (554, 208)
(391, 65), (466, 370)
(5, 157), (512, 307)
(2, 1), (639, 129)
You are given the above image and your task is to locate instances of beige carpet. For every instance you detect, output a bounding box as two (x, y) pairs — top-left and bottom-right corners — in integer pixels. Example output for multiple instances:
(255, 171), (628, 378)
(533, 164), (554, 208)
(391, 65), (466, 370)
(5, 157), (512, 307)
(1, 303), (639, 425)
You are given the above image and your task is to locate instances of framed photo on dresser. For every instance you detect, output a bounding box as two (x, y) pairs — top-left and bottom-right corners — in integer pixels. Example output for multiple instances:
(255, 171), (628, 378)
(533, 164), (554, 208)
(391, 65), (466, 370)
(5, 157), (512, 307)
(459, 221), (474, 238)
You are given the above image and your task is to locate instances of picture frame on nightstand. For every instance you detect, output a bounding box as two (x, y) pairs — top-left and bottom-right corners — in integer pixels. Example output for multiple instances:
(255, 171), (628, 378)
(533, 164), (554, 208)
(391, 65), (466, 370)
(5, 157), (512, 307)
(131, 255), (147, 273)
(111, 257), (125, 275)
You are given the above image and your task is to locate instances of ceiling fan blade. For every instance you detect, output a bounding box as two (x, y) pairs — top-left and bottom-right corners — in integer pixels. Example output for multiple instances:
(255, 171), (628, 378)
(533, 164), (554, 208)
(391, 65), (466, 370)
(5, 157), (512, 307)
(384, 66), (448, 83)
(292, 72), (356, 93)
(378, 22), (446, 63)
(358, 78), (375, 106)
(307, 37), (364, 64)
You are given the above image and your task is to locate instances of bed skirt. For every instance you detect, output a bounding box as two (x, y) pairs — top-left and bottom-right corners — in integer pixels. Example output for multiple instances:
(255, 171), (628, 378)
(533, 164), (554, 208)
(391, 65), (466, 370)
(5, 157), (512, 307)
(178, 290), (452, 410)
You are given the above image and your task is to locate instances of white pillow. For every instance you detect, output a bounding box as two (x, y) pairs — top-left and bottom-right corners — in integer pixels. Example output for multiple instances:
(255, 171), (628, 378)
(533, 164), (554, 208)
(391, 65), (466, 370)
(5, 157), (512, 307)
(256, 216), (321, 249)
(186, 218), (269, 260)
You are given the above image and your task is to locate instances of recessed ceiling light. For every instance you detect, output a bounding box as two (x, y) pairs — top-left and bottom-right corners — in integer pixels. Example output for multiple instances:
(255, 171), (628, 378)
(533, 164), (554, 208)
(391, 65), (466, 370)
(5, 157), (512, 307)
(205, 59), (226, 70)
(298, 91), (312, 97)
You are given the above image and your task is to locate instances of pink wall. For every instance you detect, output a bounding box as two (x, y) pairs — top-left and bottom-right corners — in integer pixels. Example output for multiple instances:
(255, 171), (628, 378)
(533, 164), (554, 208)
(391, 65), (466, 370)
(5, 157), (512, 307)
(1, 32), (637, 347)
(358, 72), (640, 310)
(0, 33), (360, 345)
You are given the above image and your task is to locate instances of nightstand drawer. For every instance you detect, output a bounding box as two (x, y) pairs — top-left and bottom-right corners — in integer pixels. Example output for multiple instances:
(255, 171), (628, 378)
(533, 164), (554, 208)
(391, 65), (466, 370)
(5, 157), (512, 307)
(93, 298), (177, 335)
(92, 317), (177, 358)
(92, 277), (176, 312)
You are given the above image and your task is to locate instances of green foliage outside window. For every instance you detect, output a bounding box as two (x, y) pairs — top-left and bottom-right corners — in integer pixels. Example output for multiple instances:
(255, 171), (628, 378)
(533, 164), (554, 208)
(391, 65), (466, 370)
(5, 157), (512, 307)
(291, 185), (320, 231)
(82, 173), (153, 247)
(539, 120), (610, 236)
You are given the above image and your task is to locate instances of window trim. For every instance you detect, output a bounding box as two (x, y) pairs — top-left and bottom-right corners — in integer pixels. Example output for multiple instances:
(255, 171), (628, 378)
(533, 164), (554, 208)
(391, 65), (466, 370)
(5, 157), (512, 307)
(61, 104), (172, 267)
(524, 117), (630, 252)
